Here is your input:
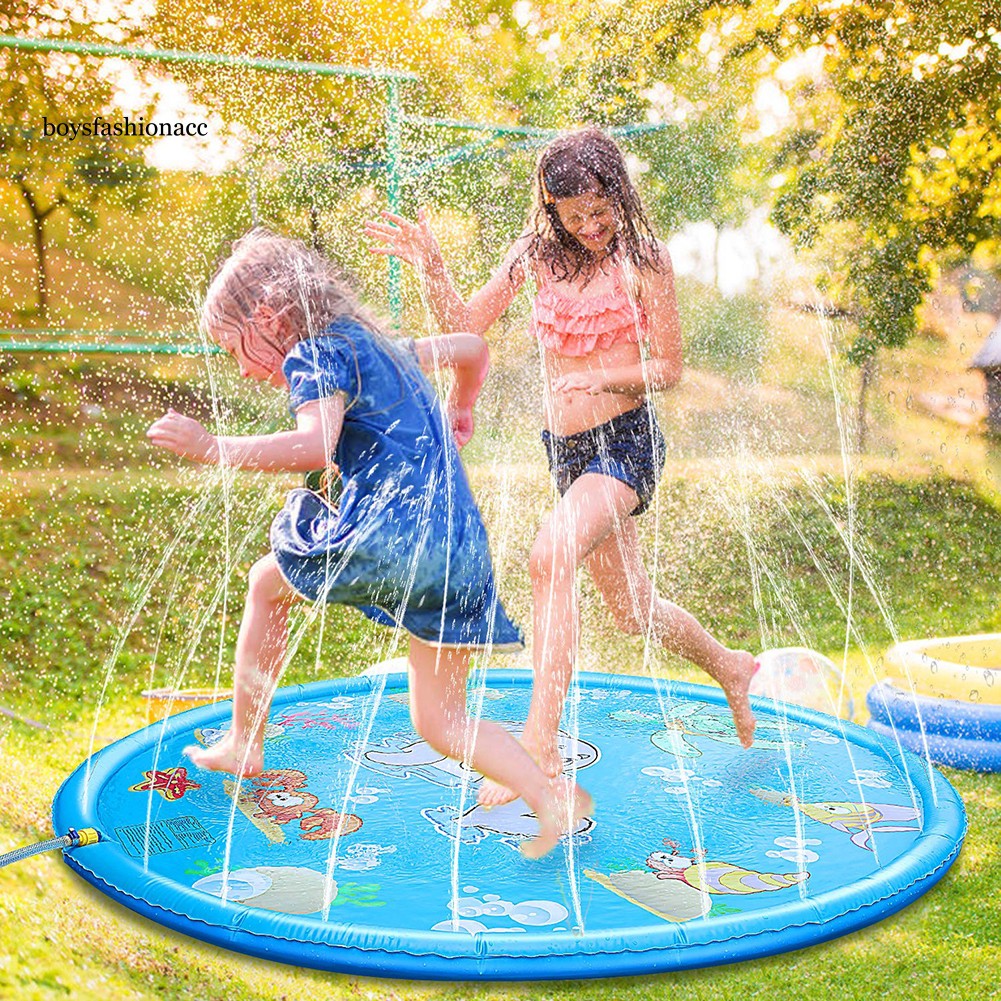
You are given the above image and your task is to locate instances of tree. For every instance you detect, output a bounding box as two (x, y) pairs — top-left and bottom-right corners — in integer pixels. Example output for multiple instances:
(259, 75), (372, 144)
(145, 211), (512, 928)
(0, 2), (156, 318)
(740, 0), (1001, 440)
(147, 0), (519, 162)
(143, 0), (561, 309)
(555, 0), (1000, 441)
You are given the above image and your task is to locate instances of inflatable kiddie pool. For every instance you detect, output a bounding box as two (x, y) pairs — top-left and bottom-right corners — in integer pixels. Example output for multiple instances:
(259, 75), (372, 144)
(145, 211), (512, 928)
(866, 680), (1001, 771)
(866, 635), (1001, 772)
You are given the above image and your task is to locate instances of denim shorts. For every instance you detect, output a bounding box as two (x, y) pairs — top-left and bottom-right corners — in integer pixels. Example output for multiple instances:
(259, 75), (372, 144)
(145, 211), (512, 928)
(541, 403), (666, 515)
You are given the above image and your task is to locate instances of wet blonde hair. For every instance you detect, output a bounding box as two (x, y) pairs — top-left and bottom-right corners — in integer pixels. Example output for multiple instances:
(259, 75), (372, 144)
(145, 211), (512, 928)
(201, 227), (376, 358)
(203, 227), (415, 414)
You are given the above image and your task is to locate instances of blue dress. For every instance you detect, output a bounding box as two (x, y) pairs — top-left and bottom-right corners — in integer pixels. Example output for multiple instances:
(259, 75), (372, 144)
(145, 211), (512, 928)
(269, 317), (523, 651)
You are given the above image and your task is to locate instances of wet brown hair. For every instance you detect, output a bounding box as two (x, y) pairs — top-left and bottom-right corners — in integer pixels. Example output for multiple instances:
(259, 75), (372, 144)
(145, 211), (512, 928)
(517, 127), (662, 286)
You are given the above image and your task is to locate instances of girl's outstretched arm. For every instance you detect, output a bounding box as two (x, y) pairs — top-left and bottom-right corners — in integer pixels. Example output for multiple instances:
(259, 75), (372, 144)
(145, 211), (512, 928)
(366, 208), (528, 335)
(413, 333), (489, 447)
(147, 395), (345, 472)
(414, 333), (488, 405)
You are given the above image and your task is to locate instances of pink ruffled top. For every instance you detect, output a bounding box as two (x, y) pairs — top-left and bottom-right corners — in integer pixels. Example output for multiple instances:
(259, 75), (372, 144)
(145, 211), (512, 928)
(530, 271), (647, 357)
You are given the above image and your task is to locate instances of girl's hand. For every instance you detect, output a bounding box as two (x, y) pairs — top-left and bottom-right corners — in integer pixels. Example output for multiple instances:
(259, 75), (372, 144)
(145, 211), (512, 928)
(364, 207), (440, 269)
(147, 410), (219, 464)
(446, 401), (475, 448)
(551, 371), (609, 396)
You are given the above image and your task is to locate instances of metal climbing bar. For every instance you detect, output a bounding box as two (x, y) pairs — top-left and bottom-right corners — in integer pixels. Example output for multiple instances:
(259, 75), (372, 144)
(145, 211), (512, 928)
(386, 78), (403, 323)
(0, 34), (672, 345)
(0, 343), (221, 356)
(401, 116), (673, 139)
(0, 35), (418, 81)
(0, 333), (221, 356)
(401, 115), (559, 137)
(402, 135), (503, 178)
(0, 33), (416, 323)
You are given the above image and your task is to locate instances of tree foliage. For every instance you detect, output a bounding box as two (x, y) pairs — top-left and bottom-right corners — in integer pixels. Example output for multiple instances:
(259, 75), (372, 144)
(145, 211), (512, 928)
(550, 0), (1001, 364)
(0, 1), (156, 316)
(5, 0), (997, 363)
(146, 0), (554, 161)
(142, 0), (560, 284)
(734, 0), (1001, 362)
(549, 0), (776, 265)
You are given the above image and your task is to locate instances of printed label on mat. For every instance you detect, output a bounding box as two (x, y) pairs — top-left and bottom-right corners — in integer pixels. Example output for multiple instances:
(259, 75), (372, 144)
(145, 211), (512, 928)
(116, 816), (215, 857)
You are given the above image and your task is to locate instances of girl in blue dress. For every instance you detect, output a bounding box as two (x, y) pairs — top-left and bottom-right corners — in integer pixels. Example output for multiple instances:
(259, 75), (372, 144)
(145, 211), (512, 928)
(147, 228), (591, 859)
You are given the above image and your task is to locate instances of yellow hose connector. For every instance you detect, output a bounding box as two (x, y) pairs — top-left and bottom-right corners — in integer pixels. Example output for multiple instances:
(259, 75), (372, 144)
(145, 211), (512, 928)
(73, 828), (100, 847)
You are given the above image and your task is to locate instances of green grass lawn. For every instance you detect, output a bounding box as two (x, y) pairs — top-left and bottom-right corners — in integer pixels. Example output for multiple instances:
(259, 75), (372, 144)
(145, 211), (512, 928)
(2, 315), (1001, 998)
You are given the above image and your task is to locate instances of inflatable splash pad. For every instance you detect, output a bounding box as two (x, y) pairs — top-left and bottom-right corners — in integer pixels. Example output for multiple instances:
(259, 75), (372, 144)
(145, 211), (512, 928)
(53, 673), (965, 980)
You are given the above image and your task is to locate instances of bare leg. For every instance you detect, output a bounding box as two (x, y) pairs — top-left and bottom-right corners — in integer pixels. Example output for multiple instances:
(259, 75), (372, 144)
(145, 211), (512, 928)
(586, 518), (757, 748)
(479, 472), (758, 809)
(407, 637), (592, 859)
(186, 554), (298, 777)
(479, 473), (635, 806)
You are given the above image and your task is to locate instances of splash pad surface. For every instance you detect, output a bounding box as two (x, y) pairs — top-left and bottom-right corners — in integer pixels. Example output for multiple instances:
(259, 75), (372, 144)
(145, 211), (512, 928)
(54, 673), (965, 980)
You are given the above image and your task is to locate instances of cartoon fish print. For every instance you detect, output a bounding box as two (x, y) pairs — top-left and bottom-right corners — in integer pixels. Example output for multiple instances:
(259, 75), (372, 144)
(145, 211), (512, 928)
(750, 788), (921, 850)
(193, 723), (285, 748)
(358, 727), (599, 787)
(611, 704), (801, 758)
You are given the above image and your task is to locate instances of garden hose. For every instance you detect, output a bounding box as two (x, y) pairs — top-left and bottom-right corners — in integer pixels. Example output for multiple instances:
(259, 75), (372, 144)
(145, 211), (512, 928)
(0, 827), (100, 869)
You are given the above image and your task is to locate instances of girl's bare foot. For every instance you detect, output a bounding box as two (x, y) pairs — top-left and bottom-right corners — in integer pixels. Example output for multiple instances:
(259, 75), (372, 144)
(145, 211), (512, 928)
(477, 735), (564, 807)
(477, 777), (519, 808)
(521, 780), (594, 860)
(185, 735), (263, 777)
(716, 651), (759, 749)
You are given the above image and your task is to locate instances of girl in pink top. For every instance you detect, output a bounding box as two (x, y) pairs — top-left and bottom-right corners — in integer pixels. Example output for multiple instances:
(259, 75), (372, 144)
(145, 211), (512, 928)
(367, 128), (757, 806)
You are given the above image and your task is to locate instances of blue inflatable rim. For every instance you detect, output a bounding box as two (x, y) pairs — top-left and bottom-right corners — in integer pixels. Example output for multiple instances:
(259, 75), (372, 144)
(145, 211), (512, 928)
(867, 719), (1001, 774)
(866, 680), (1001, 740)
